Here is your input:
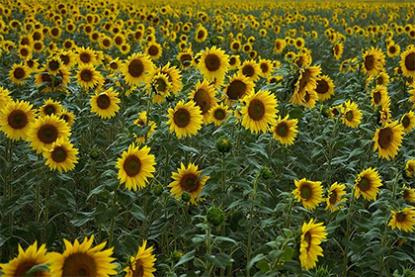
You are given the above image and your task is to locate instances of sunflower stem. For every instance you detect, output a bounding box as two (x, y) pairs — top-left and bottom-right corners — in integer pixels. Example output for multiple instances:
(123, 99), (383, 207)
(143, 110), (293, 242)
(246, 170), (260, 277)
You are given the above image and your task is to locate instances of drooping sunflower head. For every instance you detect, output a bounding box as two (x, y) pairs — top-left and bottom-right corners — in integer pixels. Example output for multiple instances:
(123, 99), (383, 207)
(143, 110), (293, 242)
(405, 160), (415, 178)
(333, 42), (344, 60)
(240, 90), (278, 134)
(325, 182), (347, 212)
(168, 162), (210, 204)
(189, 80), (217, 121)
(400, 46), (415, 78)
(0, 100), (35, 141)
(0, 241), (50, 277)
(370, 85), (389, 107)
(388, 207), (415, 233)
(167, 100), (203, 139)
(177, 50), (194, 69)
(354, 167), (383, 201)
(315, 75), (335, 102)
(121, 53), (155, 86)
(224, 73), (254, 102)
(43, 137), (78, 172)
(373, 121), (404, 160)
(362, 47), (385, 76)
(48, 235), (117, 277)
(403, 186), (415, 203)
(274, 38), (286, 54)
(116, 144), (156, 191)
(133, 111), (157, 144)
(272, 115), (298, 146)
(341, 100), (362, 128)
(208, 103), (229, 126)
(299, 218), (327, 270)
(76, 64), (104, 90)
(291, 65), (321, 106)
(90, 88), (121, 119)
(197, 46), (229, 82)
(28, 114), (71, 153)
(292, 178), (324, 210)
(124, 240), (156, 277)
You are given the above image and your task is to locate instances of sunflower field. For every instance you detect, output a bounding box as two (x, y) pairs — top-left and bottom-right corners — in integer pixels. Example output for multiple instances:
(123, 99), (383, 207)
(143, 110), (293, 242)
(1, 0), (415, 276)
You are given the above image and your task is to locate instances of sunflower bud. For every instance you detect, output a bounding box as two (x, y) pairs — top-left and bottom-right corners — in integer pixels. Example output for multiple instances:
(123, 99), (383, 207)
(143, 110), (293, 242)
(216, 135), (232, 153)
(172, 250), (183, 261)
(260, 166), (272, 179)
(207, 206), (224, 226)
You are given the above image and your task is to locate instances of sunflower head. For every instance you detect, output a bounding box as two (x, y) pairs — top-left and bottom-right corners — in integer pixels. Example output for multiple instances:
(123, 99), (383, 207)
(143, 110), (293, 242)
(124, 240), (156, 277)
(0, 100), (35, 141)
(388, 208), (415, 232)
(299, 218), (327, 270)
(121, 53), (155, 86)
(197, 46), (229, 82)
(400, 46), (415, 78)
(354, 167), (382, 201)
(43, 137), (79, 172)
(292, 178), (323, 210)
(373, 121), (404, 160)
(325, 182), (347, 212)
(272, 115), (298, 145)
(167, 100), (203, 139)
(90, 88), (121, 119)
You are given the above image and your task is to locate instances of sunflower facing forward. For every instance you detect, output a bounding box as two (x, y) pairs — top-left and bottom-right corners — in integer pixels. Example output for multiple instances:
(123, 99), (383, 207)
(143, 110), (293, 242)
(48, 235), (117, 277)
(240, 90), (278, 134)
(292, 178), (324, 210)
(400, 46), (415, 78)
(208, 103), (229, 126)
(124, 240), (156, 277)
(90, 88), (121, 119)
(315, 75), (335, 101)
(299, 219), (327, 270)
(388, 207), (415, 233)
(28, 115), (71, 153)
(116, 144), (156, 191)
(169, 163), (209, 204)
(43, 138), (79, 172)
(373, 121), (404, 160)
(197, 46), (229, 82)
(400, 111), (415, 133)
(0, 242), (50, 277)
(167, 100), (203, 139)
(77, 64), (104, 90)
(121, 53), (154, 86)
(341, 100), (362, 128)
(272, 115), (298, 145)
(0, 100), (35, 141)
(362, 47), (385, 76)
(354, 168), (382, 201)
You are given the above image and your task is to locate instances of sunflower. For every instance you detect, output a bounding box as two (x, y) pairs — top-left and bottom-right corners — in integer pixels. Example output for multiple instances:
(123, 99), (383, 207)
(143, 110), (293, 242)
(386, 43), (400, 58)
(373, 121), (404, 160)
(367, 71), (390, 87)
(292, 178), (324, 210)
(224, 73), (254, 101)
(48, 235), (117, 277)
(315, 75), (335, 101)
(0, 100), (35, 141)
(208, 103), (229, 126)
(333, 42), (344, 60)
(0, 87), (13, 107)
(291, 66), (321, 106)
(177, 50), (193, 69)
(258, 59), (273, 78)
(9, 63), (30, 85)
(197, 46), (229, 82)
(168, 162), (209, 204)
(90, 88), (121, 119)
(325, 182), (347, 212)
(274, 38), (286, 54)
(299, 218), (327, 270)
(354, 168), (383, 201)
(159, 63), (183, 95)
(121, 53), (154, 86)
(400, 111), (415, 133)
(145, 42), (162, 60)
(228, 55), (241, 70)
(388, 208), (415, 232)
(149, 72), (172, 104)
(134, 111), (157, 144)
(341, 100), (362, 128)
(124, 240), (156, 277)
(403, 186), (415, 203)
(39, 98), (62, 117)
(362, 47), (385, 76)
(240, 90), (278, 134)
(77, 64), (104, 90)
(0, 241), (50, 277)
(189, 80), (217, 121)
(77, 47), (97, 65)
(239, 60), (260, 81)
(405, 160), (415, 178)
(59, 109), (76, 127)
(370, 85), (389, 107)
(272, 115), (298, 145)
(43, 138), (78, 172)
(400, 46), (415, 78)
(28, 115), (71, 153)
(167, 100), (203, 139)
(194, 24), (208, 43)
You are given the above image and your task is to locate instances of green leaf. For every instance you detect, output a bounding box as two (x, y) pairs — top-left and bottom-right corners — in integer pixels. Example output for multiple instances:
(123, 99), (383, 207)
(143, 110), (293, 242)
(174, 250), (195, 268)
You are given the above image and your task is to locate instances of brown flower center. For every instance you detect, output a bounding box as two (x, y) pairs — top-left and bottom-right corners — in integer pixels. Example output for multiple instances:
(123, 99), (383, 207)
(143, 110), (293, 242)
(51, 146), (68, 163)
(132, 259), (145, 277)
(80, 52), (91, 63)
(358, 176), (371, 192)
(396, 212), (406, 223)
(80, 69), (93, 82)
(13, 260), (45, 277)
(37, 124), (58, 144)
(204, 54), (221, 72)
(345, 110), (353, 121)
(123, 155), (142, 177)
(297, 69), (311, 92)
(214, 108), (226, 120)
(173, 108), (191, 128)
(329, 190), (338, 204)
(62, 253), (97, 277)
(364, 54), (375, 71)
(13, 67), (26, 80)
(97, 94), (111, 109)
(373, 91), (381, 104)
(148, 45), (159, 56)
(226, 80), (247, 100)
(49, 60), (60, 71)
(8, 110), (28, 129)
(405, 52), (415, 71)
(299, 183), (312, 200)
(193, 89), (211, 114)
(316, 79), (329, 94)
(378, 127), (393, 149)
(275, 122), (289, 137)
(402, 115), (410, 128)
(242, 65), (255, 77)
(180, 173), (200, 192)
(44, 105), (56, 115)
(248, 99), (265, 121)
(128, 59), (144, 78)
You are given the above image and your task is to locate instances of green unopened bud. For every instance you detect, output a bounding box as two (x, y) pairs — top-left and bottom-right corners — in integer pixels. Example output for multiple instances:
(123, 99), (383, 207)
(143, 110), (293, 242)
(261, 166), (273, 179)
(172, 250), (183, 260)
(216, 136), (232, 153)
(207, 206), (225, 226)
(181, 192), (191, 202)
(89, 147), (100, 159)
